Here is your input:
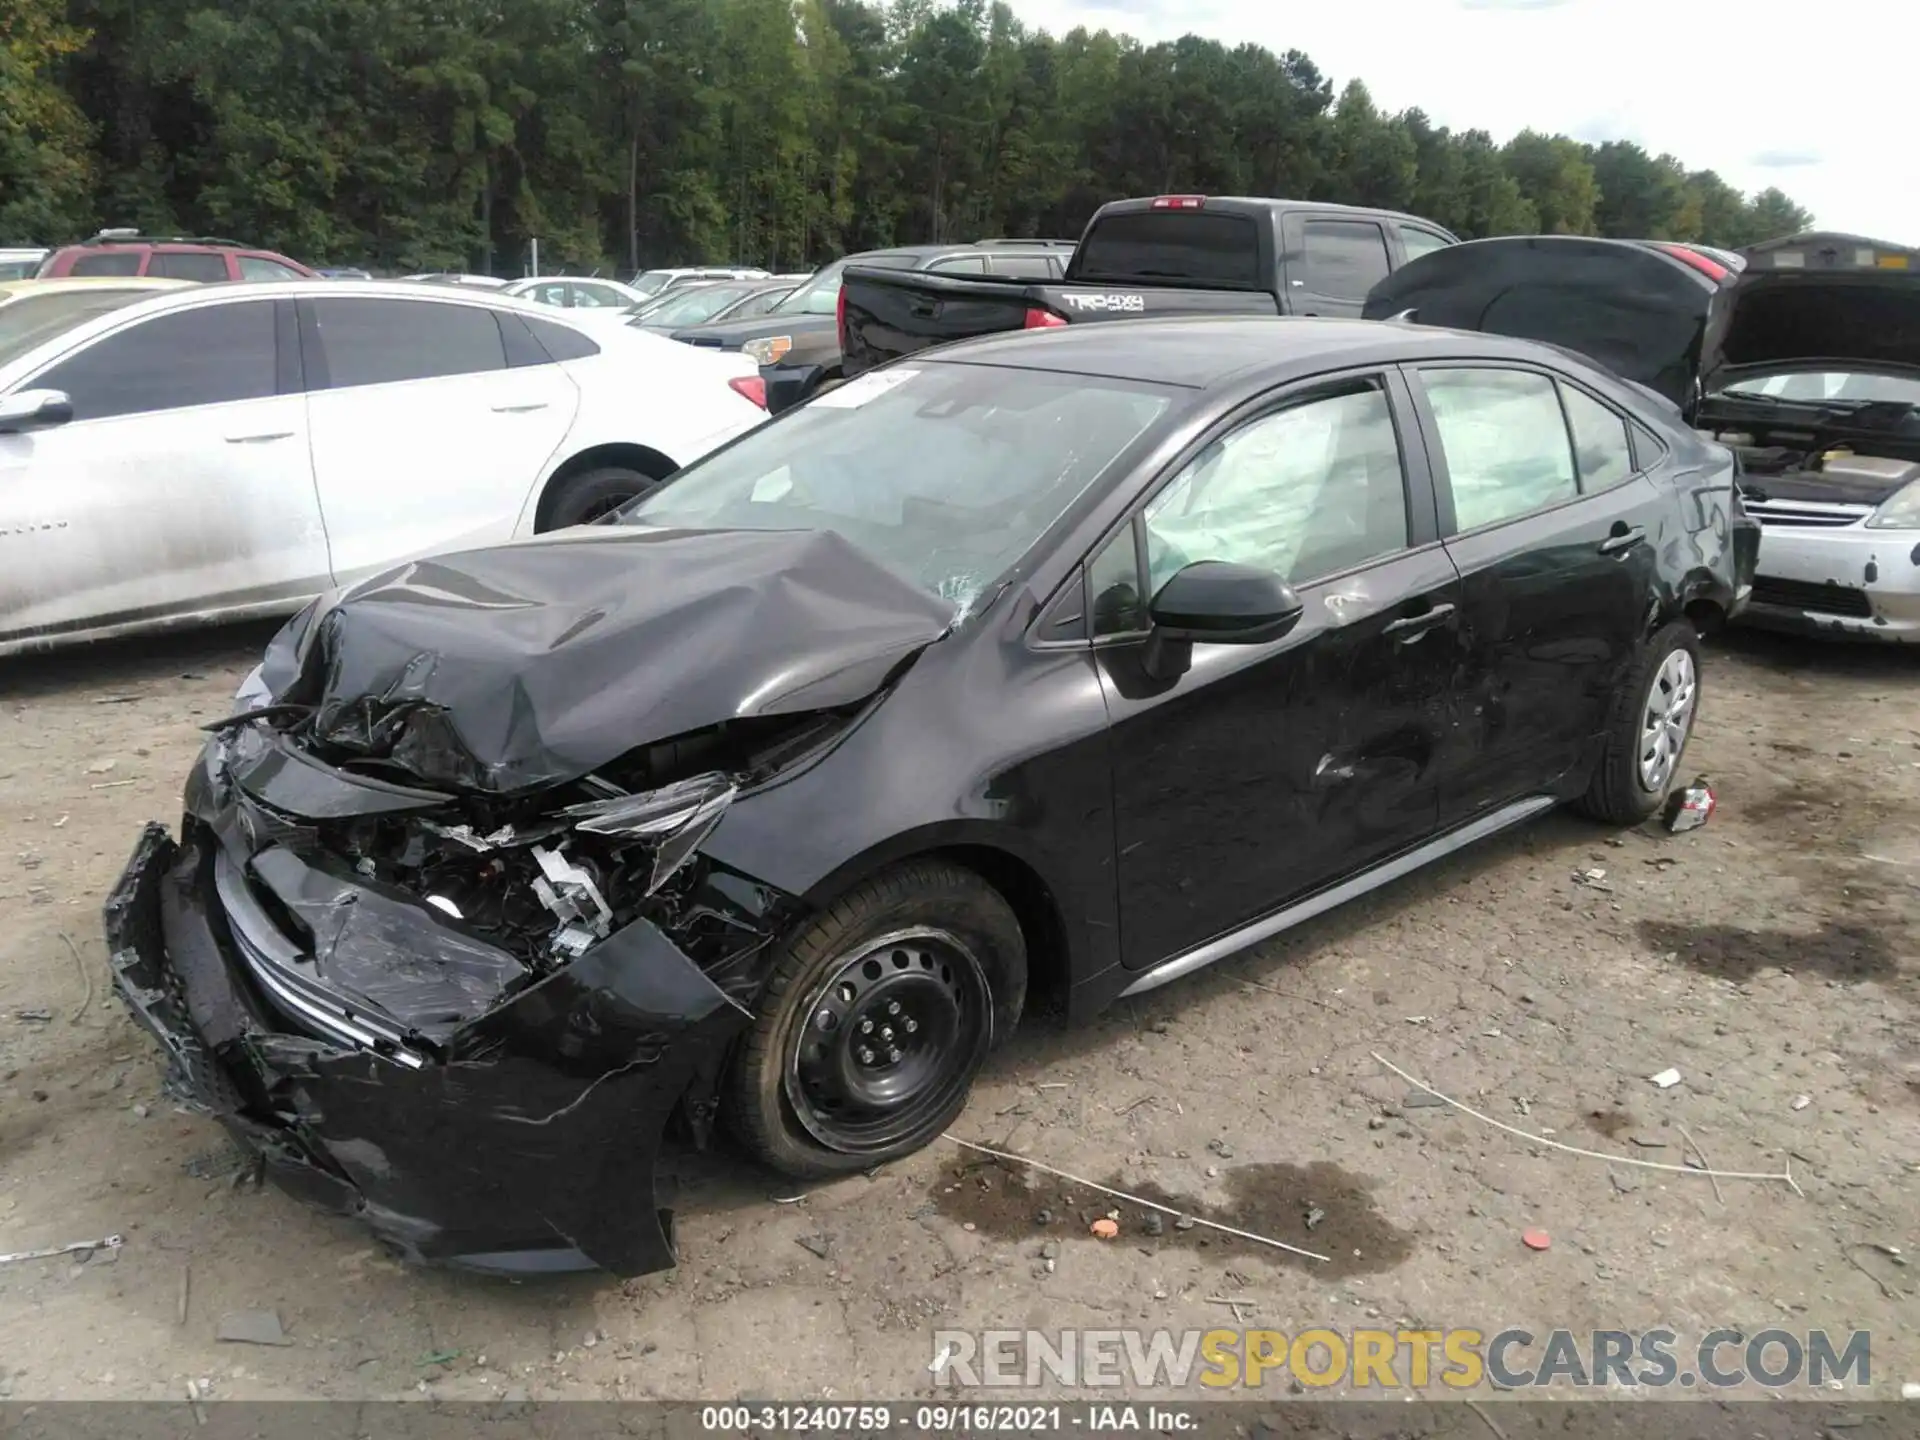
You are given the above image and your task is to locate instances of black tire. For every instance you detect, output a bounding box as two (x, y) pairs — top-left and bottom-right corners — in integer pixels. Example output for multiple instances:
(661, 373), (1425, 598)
(725, 860), (1027, 1178)
(1576, 620), (1703, 825)
(536, 465), (661, 530)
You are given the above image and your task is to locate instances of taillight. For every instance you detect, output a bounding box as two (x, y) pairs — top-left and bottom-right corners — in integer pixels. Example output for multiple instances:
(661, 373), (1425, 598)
(1150, 195), (1207, 210)
(1655, 243), (1730, 283)
(728, 375), (767, 408)
(835, 285), (848, 348)
(1023, 307), (1067, 329)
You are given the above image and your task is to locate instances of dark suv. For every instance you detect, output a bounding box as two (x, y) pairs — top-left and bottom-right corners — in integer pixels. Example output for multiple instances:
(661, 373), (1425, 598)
(37, 231), (315, 283)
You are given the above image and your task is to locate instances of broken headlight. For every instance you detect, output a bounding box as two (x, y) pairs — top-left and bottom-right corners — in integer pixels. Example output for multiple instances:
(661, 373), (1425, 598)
(1867, 478), (1920, 529)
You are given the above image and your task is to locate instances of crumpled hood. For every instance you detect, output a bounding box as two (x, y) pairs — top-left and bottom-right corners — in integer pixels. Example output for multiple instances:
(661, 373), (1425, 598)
(255, 526), (955, 793)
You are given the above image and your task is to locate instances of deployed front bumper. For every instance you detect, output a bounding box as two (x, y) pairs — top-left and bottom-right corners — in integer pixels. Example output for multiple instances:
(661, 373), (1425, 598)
(1741, 525), (1920, 642)
(105, 821), (753, 1276)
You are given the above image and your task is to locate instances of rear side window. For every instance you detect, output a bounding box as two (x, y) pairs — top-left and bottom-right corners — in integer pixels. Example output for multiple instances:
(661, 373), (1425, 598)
(1301, 220), (1391, 300)
(1073, 212), (1261, 287)
(927, 255), (987, 274)
(308, 297), (507, 388)
(34, 301), (278, 421)
(150, 252), (231, 282)
(1397, 226), (1451, 262)
(239, 256), (306, 282)
(520, 314), (600, 362)
(989, 254), (1060, 279)
(1560, 385), (1635, 492)
(1422, 368), (1577, 531)
(70, 252), (142, 277)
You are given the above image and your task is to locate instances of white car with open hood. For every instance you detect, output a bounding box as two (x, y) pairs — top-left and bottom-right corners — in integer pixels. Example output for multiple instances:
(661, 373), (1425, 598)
(0, 280), (768, 657)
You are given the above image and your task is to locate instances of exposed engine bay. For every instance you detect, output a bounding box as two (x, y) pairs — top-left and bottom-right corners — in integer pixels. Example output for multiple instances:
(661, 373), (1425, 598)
(1700, 402), (1920, 507)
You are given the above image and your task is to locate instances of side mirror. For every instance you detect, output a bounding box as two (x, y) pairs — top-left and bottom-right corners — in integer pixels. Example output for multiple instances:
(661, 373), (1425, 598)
(0, 389), (74, 436)
(1142, 560), (1303, 680)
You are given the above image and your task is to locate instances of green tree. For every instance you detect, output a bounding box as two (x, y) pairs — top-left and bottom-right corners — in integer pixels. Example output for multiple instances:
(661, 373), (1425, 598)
(0, 0), (95, 242)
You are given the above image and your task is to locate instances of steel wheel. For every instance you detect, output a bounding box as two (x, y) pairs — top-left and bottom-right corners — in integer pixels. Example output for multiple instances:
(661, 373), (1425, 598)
(783, 927), (991, 1155)
(1638, 647), (1697, 793)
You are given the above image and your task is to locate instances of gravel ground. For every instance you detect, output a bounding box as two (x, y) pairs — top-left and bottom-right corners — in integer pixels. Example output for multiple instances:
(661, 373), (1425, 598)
(0, 621), (1915, 1404)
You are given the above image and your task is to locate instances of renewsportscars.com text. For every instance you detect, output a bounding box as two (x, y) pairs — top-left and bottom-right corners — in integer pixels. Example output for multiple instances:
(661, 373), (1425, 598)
(929, 1327), (1871, 1390)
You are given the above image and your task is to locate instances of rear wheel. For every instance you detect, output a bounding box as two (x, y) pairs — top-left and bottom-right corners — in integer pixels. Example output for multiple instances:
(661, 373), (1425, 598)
(1577, 620), (1702, 824)
(725, 861), (1026, 1178)
(536, 465), (661, 530)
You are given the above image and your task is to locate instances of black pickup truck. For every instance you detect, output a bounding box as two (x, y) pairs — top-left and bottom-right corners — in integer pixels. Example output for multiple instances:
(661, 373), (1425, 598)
(817, 195), (1456, 400)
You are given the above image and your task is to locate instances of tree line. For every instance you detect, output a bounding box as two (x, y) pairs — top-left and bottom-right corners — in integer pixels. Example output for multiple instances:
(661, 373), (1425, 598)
(2, 0), (1815, 275)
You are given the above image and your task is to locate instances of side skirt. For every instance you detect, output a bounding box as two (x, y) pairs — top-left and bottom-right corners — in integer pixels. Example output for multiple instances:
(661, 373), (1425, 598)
(1117, 796), (1558, 999)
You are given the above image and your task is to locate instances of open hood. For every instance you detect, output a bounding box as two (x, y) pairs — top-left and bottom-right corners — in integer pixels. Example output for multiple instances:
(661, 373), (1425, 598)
(253, 527), (956, 794)
(1702, 232), (1920, 393)
(1362, 236), (1720, 410)
(1363, 232), (1920, 415)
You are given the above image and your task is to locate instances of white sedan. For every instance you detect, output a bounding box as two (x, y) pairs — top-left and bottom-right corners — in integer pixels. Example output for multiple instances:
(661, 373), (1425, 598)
(0, 280), (769, 657)
(500, 276), (651, 311)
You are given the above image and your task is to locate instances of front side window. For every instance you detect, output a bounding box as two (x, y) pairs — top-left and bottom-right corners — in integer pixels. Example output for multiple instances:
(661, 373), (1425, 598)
(645, 284), (754, 327)
(0, 290), (166, 369)
(570, 283), (624, 308)
(32, 301), (278, 421)
(1140, 386), (1410, 595)
(1423, 368), (1577, 530)
(70, 252), (142, 277)
(1397, 226), (1451, 262)
(308, 298), (506, 389)
(520, 282), (570, 307)
(150, 252), (231, 282)
(623, 364), (1173, 611)
(1301, 220), (1392, 300)
(1561, 384), (1634, 492)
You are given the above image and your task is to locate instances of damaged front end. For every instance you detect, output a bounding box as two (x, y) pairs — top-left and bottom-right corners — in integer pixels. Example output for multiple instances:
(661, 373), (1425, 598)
(103, 527), (953, 1275)
(104, 716), (823, 1275)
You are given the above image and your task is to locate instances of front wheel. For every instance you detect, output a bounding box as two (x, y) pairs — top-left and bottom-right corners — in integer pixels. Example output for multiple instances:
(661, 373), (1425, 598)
(724, 861), (1027, 1178)
(1577, 620), (1702, 824)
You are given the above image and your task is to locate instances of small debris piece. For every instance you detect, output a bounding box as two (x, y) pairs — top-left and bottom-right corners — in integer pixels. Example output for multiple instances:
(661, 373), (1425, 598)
(1403, 1090), (1449, 1109)
(795, 1233), (832, 1260)
(1207, 1138), (1234, 1159)
(1649, 1068), (1682, 1089)
(1521, 1230), (1552, 1252)
(216, 1309), (292, 1347)
(1792, 1095), (1811, 1111)
(1608, 1171), (1638, 1195)
(1367, 1116), (1387, 1130)
(1304, 1206), (1327, 1231)
(85, 759), (117, 775)
(15, 1008), (53, 1023)
(1143, 1213), (1165, 1237)
(1034, 1207), (1053, 1225)
(1090, 1218), (1120, 1240)
(177, 1265), (191, 1326)
(1664, 777), (1716, 833)
(418, 1350), (462, 1367)
(1174, 1215), (1196, 1231)
(1901, 1382), (1920, 1400)
(0, 1234), (122, 1266)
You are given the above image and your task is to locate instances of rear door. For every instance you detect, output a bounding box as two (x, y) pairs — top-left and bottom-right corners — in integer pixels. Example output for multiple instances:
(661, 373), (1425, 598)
(0, 297), (328, 644)
(1406, 362), (1665, 821)
(1095, 370), (1464, 969)
(1282, 214), (1394, 318)
(299, 294), (577, 582)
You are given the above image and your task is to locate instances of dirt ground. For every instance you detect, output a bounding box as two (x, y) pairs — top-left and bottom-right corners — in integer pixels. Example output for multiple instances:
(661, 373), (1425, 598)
(1, 620), (1916, 1405)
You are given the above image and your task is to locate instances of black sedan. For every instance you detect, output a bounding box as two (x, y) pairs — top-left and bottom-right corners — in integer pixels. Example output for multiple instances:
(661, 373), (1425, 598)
(104, 317), (1756, 1278)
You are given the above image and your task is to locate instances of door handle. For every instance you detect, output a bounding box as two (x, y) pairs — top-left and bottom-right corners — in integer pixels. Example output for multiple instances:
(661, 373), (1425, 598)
(224, 431), (293, 444)
(1381, 601), (1457, 640)
(491, 402), (550, 414)
(1600, 526), (1647, 555)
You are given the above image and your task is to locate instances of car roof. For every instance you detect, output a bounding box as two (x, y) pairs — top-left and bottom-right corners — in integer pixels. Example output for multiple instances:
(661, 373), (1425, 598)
(0, 276), (194, 297)
(924, 314), (1574, 389)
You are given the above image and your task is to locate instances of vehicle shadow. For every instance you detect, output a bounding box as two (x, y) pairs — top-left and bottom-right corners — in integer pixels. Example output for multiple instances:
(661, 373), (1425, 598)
(1709, 622), (1918, 678)
(0, 620), (281, 702)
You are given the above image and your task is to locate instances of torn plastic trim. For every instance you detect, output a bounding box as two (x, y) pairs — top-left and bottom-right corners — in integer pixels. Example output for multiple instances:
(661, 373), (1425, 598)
(566, 771), (737, 895)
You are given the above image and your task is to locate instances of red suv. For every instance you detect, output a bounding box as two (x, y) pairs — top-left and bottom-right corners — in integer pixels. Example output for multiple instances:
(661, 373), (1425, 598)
(36, 230), (315, 283)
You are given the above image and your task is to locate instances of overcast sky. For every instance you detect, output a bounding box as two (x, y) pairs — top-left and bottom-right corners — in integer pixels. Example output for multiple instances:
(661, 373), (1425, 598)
(1011, 0), (1918, 243)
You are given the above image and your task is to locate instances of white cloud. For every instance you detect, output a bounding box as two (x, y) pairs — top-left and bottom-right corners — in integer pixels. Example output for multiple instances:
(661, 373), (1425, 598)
(1008, 0), (1920, 242)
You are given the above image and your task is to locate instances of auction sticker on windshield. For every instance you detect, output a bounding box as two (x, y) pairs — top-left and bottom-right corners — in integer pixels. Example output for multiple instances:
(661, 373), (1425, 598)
(814, 367), (924, 408)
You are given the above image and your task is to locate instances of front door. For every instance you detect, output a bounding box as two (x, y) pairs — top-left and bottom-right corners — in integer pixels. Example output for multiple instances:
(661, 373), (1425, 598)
(299, 294), (577, 583)
(0, 297), (328, 647)
(1096, 373), (1465, 971)
(1407, 363), (1664, 820)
